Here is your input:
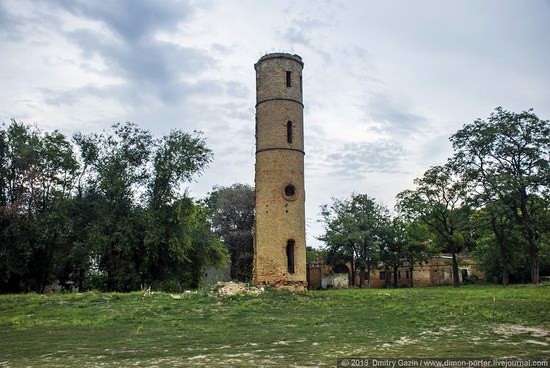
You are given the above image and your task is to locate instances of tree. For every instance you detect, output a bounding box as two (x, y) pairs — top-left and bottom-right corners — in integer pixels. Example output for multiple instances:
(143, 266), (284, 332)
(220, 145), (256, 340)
(73, 123), (153, 291)
(206, 184), (255, 281)
(320, 194), (390, 288)
(396, 165), (471, 287)
(73, 123), (222, 291)
(378, 219), (404, 288)
(0, 121), (43, 291)
(470, 207), (528, 283)
(144, 129), (219, 289)
(1, 120), (225, 293)
(387, 218), (434, 288)
(0, 121), (78, 292)
(471, 202), (523, 285)
(450, 107), (550, 284)
(149, 130), (213, 206)
(145, 196), (228, 289)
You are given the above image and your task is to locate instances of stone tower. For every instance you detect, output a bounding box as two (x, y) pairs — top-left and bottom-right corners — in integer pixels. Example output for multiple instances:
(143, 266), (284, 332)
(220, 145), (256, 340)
(253, 53), (306, 291)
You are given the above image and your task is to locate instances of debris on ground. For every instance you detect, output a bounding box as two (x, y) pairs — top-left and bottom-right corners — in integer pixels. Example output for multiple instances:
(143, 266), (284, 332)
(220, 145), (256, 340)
(214, 281), (264, 296)
(170, 290), (197, 299)
(143, 286), (152, 297)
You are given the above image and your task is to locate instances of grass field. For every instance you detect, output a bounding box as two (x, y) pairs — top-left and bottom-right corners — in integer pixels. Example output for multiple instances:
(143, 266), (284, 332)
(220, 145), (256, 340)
(0, 284), (548, 367)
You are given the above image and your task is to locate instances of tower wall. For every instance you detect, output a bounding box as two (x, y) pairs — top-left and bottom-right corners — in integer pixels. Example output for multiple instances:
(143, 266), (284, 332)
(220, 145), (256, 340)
(253, 53), (307, 291)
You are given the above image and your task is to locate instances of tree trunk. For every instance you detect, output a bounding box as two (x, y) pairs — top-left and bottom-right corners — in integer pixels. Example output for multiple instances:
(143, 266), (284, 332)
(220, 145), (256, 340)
(350, 257), (355, 287)
(502, 263), (509, 286)
(451, 252), (460, 287)
(408, 264), (414, 288)
(518, 188), (539, 284)
(491, 215), (509, 286)
(78, 269), (84, 291)
(499, 243), (509, 285)
(367, 263), (371, 289)
(529, 246), (539, 284)
(359, 266), (365, 288)
(499, 234), (509, 286)
(393, 266), (399, 289)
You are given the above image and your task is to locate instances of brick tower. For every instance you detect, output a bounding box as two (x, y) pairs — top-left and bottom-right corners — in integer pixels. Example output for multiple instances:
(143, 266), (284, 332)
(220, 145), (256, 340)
(253, 53), (306, 291)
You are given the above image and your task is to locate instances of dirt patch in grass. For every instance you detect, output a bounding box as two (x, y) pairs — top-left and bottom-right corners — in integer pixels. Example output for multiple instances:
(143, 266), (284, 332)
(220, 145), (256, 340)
(494, 324), (549, 338)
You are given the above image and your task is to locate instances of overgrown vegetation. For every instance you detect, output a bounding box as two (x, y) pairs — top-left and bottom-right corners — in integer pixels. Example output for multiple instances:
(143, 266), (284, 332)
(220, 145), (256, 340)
(0, 285), (548, 366)
(205, 184), (255, 281)
(320, 108), (550, 286)
(0, 121), (227, 293)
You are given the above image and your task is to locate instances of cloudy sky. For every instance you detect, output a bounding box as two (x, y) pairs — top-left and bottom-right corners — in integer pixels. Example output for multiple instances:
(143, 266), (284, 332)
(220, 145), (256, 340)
(1, 0), (549, 246)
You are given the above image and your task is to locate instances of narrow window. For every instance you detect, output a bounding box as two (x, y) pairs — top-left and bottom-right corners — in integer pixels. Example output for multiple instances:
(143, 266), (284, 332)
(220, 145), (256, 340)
(286, 71), (292, 87)
(286, 121), (293, 144)
(406, 270), (410, 280)
(286, 240), (295, 274)
(379, 271), (386, 281)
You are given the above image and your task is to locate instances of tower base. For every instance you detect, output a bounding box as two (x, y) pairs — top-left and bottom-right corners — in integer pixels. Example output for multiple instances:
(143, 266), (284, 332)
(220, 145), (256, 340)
(254, 280), (307, 292)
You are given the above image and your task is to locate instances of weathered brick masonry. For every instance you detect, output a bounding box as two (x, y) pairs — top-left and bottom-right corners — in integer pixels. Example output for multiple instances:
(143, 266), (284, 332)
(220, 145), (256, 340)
(253, 53), (307, 291)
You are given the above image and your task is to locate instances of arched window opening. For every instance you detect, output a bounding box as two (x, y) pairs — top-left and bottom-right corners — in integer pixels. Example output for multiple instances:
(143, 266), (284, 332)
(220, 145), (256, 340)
(286, 121), (293, 144)
(286, 240), (295, 274)
(286, 71), (292, 87)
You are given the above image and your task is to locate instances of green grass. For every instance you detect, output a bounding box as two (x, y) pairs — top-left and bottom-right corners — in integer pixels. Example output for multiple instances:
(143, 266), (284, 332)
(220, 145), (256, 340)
(0, 284), (548, 367)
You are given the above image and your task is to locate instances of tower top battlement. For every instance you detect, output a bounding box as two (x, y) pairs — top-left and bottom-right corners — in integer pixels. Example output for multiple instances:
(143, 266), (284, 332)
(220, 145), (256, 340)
(255, 53), (304, 69)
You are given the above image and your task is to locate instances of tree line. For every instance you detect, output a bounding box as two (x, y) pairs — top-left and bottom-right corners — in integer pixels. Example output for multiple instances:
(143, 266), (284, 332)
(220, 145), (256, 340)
(0, 121), (235, 293)
(320, 107), (550, 286)
(2, 107), (548, 292)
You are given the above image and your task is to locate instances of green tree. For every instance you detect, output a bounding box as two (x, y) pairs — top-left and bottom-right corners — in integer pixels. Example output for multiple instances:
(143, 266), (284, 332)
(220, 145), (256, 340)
(378, 220), (404, 288)
(73, 123), (152, 291)
(397, 165), (471, 287)
(144, 129), (218, 289)
(206, 184), (255, 281)
(381, 218), (435, 288)
(0, 121), (78, 292)
(0, 121), (41, 291)
(320, 194), (390, 288)
(73, 123), (222, 291)
(145, 196), (228, 289)
(1, 120), (225, 293)
(149, 130), (213, 206)
(470, 207), (528, 283)
(400, 220), (435, 288)
(450, 107), (550, 283)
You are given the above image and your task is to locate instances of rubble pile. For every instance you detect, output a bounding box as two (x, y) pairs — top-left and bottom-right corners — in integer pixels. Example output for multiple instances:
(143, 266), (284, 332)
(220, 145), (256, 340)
(214, 281), (264, 296)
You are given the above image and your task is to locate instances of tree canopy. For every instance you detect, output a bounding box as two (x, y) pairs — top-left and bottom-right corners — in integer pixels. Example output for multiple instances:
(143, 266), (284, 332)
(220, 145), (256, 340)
(319, 107), (549, 287)
(0, 121), (227, 293)
(450, 107), (550, 284)
(206, 184), (255, 281)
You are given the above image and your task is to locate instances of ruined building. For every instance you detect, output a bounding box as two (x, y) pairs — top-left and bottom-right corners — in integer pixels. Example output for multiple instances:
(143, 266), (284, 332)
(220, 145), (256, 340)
(253, 53), (307, 291)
